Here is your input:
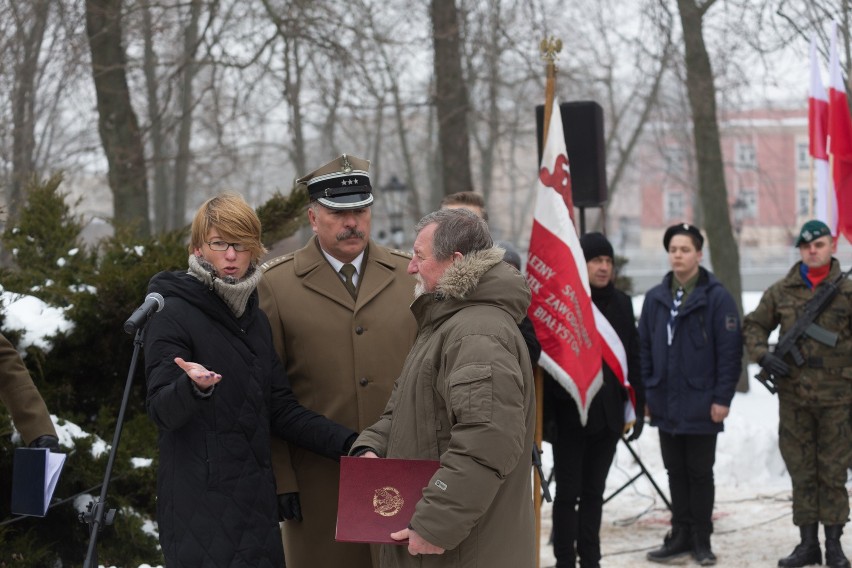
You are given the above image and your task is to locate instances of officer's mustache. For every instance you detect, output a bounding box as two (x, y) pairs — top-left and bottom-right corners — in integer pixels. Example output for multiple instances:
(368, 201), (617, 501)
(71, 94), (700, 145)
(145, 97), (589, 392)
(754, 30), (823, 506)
(336, 228), (365, 241)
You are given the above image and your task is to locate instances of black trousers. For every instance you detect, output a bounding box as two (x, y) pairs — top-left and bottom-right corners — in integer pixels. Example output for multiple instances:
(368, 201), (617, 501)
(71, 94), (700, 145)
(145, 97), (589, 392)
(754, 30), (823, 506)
(658, 430), (718, 535)
(551, 412), (620, 567)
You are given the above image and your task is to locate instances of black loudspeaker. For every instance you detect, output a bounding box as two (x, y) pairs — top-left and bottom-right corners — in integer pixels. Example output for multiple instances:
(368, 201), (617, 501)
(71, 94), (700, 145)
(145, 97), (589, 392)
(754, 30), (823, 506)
(535, 101), (608, 207)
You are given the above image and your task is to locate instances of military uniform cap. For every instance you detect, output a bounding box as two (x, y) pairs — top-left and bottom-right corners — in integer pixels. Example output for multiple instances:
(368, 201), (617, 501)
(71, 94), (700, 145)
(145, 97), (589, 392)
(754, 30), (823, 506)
(663, 222), (704, 250)
(795, 219), (831, 246)
(299, 154), (373, 210)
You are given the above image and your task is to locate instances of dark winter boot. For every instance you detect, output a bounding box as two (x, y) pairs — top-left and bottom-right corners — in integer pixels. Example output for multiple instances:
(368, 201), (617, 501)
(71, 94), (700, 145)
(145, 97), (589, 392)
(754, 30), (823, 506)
(778, 523), (822, 567)
(647, 525), (692, 563)
(692, 532), (717, 566)
(824, 525), (851, 568)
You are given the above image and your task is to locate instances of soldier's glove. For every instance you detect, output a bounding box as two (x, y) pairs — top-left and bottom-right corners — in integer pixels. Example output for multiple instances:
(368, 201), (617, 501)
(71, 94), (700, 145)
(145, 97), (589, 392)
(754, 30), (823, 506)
(277, 492), (302, 522)
(760, 352), (790, 377)
(626, 416), (644, 442)
(28, 434), (61, 452)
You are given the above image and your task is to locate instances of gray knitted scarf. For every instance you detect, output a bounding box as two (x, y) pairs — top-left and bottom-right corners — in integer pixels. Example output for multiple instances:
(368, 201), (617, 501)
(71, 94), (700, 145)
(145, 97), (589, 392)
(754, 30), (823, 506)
(187, 254), (261, 317)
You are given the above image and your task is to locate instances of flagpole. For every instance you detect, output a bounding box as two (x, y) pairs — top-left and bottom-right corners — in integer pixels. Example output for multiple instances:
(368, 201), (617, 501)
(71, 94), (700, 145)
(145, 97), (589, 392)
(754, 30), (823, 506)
(541, 37), (561, 145)
(535, 36), (562, 568)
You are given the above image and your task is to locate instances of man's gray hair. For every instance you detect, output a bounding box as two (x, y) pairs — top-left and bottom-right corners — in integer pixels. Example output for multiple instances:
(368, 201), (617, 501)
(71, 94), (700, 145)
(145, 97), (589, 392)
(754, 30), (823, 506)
(414, 208), (493, 260)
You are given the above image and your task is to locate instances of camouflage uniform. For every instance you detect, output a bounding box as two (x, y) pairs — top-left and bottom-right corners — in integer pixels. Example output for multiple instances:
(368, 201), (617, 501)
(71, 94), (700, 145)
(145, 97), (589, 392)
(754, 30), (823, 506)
(743, 258), (852, 525)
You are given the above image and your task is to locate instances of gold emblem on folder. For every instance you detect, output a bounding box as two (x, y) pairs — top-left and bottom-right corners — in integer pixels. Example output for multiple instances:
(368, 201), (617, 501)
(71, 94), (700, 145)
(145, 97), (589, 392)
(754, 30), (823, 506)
(373, 486), (404, 517)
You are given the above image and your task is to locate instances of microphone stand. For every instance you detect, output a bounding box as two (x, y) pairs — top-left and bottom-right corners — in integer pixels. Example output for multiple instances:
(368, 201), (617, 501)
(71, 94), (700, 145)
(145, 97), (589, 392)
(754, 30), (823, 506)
(80, 324), (147, 567)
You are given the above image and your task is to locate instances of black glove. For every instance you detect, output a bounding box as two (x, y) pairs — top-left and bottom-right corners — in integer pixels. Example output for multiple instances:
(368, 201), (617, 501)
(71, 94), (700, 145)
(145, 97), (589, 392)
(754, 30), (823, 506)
(626, 415), (644, 442)
(760, 352), (790, 377)
(277, 492), (302, 522)
(28, 434), (60, 452)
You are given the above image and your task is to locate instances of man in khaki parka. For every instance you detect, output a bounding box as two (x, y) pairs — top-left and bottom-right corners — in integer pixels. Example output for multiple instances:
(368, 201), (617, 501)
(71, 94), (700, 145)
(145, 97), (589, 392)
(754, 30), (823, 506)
(258, 154), (417, 568)
(352, 209), (536, 568)
(743, 220), (852, 568)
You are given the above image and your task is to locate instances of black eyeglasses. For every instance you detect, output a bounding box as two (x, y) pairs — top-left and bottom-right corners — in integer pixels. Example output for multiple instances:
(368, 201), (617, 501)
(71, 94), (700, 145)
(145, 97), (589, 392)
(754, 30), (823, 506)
(206, 240), (249, 252)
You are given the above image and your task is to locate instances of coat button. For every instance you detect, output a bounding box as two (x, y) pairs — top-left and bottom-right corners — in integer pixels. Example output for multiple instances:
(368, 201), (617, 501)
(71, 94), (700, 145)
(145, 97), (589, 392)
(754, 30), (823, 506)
(359, 378), (368, 386)
(355, 326), (364, 335)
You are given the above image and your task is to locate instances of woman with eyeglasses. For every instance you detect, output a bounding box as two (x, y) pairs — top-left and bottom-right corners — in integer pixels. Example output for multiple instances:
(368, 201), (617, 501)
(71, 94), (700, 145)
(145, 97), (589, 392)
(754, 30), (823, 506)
(143, 191), (357, 567)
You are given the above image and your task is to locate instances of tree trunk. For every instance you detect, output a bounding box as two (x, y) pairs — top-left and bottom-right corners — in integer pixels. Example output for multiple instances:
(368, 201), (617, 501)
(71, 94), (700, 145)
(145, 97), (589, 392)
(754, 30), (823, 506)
(284, 35), (307, 176)
(9, 0), (50, 222)
(676, 0), (747, 391)
(170, 0), (202, 230)
(85, 0), (150, 237)
(478, 0), (500, 207)
(141, 0), (170, 233)
(431, 0), (473, 196)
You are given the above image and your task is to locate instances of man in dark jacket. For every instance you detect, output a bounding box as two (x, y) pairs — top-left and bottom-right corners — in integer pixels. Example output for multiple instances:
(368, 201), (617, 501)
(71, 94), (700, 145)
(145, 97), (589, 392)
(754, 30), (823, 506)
(546, 232), (643, 568)
(743, 220), (852, 568)
(639, 223), (741, 566)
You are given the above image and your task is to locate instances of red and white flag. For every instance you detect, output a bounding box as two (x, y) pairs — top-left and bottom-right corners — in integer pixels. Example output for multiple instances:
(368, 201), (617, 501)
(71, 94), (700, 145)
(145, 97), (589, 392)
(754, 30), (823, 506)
(828, 21), (852, 243)
(527, 100), (631, 424)
(809, 35), (833, 227)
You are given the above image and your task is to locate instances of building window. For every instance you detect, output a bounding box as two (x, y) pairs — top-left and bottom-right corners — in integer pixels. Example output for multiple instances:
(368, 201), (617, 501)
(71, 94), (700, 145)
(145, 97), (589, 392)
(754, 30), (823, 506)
(664, 146), (686, 174)
(735, 142), (757, 170)
(665, 192), (685, 220)
(798, 188), (812, 216)
(739, 189), (758, 218)
(797, 142), (810, 170)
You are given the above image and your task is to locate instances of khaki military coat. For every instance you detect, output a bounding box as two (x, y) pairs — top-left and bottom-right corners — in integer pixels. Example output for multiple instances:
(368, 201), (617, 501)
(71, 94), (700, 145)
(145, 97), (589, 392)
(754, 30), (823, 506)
(258, 237), (417, 568)
(0, 332), (56, 445)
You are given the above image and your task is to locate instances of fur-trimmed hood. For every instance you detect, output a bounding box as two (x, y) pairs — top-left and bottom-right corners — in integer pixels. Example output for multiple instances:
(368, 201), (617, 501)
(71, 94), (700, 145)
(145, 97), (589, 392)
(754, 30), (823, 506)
(412, 246), (531, 328)
(436, 246), (506, 299)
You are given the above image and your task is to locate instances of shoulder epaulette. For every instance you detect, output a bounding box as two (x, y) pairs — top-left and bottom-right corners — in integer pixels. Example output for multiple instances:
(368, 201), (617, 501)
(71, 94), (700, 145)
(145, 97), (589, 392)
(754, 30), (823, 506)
(387, 248), (413, 260)
(260, 253), (295, 272)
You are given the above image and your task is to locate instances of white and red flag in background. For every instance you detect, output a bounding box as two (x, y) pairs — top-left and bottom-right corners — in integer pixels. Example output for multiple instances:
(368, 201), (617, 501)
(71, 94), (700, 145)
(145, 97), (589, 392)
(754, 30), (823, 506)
(809, 35), (833, 229)
(526, 99), (633, 425)
(828, 21), (852, 243)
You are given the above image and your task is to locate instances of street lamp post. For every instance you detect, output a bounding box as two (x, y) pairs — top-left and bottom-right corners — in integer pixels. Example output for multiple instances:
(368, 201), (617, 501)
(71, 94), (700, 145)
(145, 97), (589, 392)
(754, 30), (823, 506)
(382, 175), (409, 248)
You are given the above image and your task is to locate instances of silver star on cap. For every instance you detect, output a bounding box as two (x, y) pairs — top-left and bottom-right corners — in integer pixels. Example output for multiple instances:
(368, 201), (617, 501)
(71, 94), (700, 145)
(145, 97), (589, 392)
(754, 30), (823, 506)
(683, 223), (690, 230)
(802, 230), (812, 241)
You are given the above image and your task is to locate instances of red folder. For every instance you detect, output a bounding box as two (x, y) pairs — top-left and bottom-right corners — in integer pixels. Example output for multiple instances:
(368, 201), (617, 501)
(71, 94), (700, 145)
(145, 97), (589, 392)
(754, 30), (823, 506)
(336, 456), (440, 544)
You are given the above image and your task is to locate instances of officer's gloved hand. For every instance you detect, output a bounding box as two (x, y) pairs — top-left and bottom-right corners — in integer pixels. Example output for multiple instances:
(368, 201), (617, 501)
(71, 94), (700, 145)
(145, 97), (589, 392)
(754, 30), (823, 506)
(760, 352), (790, 377)
(277, 492), (302, 522)
(626, 416), (644, 442)
(28, 434), (61, 452)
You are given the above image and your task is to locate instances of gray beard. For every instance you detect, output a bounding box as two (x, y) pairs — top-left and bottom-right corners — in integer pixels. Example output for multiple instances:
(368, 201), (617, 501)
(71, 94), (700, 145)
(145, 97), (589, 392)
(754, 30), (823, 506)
(413, 274), (429, 299)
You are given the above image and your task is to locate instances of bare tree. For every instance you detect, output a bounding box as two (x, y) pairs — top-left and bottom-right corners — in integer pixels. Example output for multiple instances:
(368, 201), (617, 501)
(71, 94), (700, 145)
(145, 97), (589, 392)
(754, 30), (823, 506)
(8, 1), (51, 222)
(675, 0), (743, 315)
(86, 0), (150, 237)
(170, 0), (203, 230)
(431, 0), (473, 196)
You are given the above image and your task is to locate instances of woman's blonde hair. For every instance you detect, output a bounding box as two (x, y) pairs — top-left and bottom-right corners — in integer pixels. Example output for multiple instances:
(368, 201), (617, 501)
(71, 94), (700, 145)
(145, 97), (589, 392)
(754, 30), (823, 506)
(189, 191), (268, 263)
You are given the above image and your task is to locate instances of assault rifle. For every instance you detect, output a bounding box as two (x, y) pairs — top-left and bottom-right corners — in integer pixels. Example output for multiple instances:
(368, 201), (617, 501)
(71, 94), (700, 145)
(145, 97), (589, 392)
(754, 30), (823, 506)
(756, 266), (852, 394)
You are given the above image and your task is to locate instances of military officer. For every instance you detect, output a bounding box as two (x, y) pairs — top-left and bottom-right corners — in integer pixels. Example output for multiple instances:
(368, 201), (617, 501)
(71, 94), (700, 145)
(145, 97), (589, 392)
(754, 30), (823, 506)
(258, 154), (417, 568)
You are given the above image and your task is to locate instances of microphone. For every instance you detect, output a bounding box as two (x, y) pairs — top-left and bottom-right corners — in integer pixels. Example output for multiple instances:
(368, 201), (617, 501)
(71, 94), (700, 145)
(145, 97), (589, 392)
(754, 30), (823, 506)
(123, 293), (165, 334)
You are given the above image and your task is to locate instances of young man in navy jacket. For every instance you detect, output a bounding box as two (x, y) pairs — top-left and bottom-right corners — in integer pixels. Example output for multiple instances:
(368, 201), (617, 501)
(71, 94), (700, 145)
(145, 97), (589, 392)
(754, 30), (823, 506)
(638, 223), (742, 566)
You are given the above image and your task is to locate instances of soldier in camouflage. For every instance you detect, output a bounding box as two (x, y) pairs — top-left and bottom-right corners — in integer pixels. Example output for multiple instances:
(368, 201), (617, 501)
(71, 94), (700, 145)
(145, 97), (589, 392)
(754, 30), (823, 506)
(743, 220), (852, 568)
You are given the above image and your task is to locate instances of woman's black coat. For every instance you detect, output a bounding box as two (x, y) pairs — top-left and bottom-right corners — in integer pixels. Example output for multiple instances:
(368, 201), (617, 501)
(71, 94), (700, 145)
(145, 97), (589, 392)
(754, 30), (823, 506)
(145, 270), (355, 567)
